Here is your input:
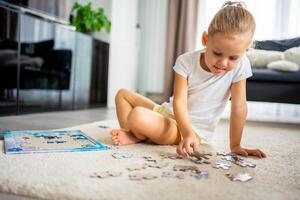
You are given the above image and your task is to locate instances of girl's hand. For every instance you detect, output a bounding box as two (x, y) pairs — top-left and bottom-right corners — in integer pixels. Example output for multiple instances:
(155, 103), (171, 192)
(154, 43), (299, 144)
(176, 133), (200, 158)
(231, 145), (266, 158)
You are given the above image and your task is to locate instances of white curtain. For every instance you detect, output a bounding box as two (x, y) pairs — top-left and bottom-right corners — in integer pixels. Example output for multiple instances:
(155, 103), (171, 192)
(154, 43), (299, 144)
(196, 0), (300, 50)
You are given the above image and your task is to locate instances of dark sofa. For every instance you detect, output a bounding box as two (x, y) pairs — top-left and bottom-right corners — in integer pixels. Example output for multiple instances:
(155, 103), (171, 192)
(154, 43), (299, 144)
(0, 39), (72, 90)
(246, 37), (300, 104)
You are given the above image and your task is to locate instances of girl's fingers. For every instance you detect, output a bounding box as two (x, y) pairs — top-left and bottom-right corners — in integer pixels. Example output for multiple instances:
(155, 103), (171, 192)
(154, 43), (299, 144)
(185, 143), (194, 156)
(233, 148), (248, 157)
(177, 142), (187, 157)
(246, 149), (266, 158)
(191, 143), (199, 154)
(260, 150), (267, 158)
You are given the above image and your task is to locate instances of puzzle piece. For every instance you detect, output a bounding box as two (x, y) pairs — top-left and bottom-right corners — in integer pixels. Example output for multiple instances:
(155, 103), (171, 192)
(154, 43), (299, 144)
(193, 171), (209, 179)
(192, 151), (212, 160)
(142, 156), (157, 162)
(112, 152), (133, 159)
(173, 165), (200, 173)
(126, 164), (147, 171)
(220, 154), (243, 162)
(160, 153), (182, 160)
(162, 171), (187, 179)
(235, 160), (256, 168)
(189, 151), (212, 164)
(225, 172), (252, 182)
(146, 162), (169, 169)
(129, 173), (158, 180)
(212, 162), (231, 170)
(190, 157), (211, 164)
(216, 152), (228, 156)
(91, 171), (122, 178)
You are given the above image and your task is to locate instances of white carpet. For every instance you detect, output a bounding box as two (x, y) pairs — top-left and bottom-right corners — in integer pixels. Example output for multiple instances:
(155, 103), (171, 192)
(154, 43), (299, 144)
(0, 119), (299, 200)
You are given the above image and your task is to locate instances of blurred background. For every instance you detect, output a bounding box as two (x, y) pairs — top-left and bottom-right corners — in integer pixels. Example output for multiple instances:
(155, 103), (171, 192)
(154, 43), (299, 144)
(0, 0), (299, 124)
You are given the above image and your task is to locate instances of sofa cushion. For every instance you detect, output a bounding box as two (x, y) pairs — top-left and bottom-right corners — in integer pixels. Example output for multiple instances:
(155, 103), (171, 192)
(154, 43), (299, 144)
(249, 68), (300, 83)
(246, 49), (283, 68)
(267, 60), (299, 72)
(284, 46), (300, 65)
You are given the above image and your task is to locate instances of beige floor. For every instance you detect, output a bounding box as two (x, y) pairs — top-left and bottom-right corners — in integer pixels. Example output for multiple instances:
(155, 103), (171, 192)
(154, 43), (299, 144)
(0, 108), (300, 200)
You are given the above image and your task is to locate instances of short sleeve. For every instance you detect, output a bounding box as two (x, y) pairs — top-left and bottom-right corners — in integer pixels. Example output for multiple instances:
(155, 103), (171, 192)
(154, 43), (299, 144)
(173, 53), (191, 78)
(232, 55), (253, 83)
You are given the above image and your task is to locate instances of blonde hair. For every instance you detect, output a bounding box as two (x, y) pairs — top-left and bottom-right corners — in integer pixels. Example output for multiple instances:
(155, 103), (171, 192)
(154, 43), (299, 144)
(208, 1), (255, 37)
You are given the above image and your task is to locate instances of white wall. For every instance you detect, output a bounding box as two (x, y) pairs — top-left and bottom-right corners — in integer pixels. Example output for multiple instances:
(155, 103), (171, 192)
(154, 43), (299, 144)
(107, 0), (139, 107)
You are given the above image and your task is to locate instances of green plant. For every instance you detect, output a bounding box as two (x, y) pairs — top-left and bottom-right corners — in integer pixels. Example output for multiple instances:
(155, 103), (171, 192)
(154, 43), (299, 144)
(70, 2), (111, 33)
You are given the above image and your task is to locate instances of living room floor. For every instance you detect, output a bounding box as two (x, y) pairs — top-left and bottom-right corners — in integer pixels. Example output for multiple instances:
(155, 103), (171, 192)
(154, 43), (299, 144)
(0, 107), (299, 200)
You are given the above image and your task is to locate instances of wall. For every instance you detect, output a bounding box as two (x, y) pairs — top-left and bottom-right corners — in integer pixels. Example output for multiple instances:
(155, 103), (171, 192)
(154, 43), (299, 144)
(107, 0), (139, 107)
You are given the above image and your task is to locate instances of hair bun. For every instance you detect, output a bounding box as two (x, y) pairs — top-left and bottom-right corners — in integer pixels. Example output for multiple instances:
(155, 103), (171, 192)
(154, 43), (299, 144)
(222, 1), (246, 8)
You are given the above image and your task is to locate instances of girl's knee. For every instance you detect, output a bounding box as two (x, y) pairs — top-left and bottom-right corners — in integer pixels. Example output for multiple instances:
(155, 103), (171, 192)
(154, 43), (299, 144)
(115, 88), (127, 100)
(127, 107), (147, 131)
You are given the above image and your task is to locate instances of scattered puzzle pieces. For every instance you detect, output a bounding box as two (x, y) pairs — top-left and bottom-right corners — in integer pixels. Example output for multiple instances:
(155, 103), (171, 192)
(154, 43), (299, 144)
(92, 151), (258, 182)
(217, 152), (256, 168)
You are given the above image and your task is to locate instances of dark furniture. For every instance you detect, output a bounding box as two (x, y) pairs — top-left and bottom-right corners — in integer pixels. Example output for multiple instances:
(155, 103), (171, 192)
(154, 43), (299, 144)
(0, 39), (72, 91)
(247, 37), (300, 104)
(247, 68), (300, 104)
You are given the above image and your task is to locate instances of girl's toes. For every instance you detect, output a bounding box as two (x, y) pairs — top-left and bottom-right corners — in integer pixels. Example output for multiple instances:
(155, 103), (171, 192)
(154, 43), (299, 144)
(110, 130), (118, 136)
(112, 138), (119, 145)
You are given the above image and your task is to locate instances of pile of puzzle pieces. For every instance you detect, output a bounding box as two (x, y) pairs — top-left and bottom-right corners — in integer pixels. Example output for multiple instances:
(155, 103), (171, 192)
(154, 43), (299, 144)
(90, 150), (255, 182)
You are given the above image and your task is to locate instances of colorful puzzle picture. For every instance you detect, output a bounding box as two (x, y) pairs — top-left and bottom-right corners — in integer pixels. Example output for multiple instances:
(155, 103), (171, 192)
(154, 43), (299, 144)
(3, 130), (107, 154)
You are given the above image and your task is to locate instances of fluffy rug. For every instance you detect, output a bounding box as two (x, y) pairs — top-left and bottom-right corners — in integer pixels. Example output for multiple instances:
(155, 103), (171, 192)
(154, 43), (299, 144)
(0, 119), (299, 200)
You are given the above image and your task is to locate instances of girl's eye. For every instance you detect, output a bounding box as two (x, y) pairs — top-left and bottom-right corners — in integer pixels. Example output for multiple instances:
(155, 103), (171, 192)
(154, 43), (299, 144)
(213, 51), (222, 56)
(229, 56), (239, 61)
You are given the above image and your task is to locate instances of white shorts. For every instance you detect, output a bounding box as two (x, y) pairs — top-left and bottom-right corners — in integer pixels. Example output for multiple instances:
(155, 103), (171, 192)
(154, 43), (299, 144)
(152, 103), (205, 141)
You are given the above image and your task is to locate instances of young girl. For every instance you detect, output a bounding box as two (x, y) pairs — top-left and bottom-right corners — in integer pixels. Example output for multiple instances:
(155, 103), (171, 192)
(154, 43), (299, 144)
(110, 1), (266, 158)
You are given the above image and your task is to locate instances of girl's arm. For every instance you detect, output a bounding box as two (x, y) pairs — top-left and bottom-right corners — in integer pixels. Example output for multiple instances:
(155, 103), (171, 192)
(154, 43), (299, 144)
(173, 73), (200, 157)
(230, 80), (266, 158)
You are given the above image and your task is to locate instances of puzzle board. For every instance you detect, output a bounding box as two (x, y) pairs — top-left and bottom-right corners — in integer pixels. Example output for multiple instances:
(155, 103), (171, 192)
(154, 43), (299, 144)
(3, 130), (107, 154)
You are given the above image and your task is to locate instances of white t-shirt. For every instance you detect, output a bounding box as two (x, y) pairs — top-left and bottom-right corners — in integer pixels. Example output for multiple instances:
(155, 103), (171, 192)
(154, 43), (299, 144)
(164, 49), (252, 142)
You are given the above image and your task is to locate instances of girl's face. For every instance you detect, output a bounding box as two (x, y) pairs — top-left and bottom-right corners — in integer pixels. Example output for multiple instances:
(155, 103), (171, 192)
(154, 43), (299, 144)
(201, 32), (252, 75)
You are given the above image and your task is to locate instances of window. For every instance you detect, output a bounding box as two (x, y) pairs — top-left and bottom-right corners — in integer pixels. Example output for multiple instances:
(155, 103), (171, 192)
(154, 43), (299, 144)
(196, 0), (300, 50)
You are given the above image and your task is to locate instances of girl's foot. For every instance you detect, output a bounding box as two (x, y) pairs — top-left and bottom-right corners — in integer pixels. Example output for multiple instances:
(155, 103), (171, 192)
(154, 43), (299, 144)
(110, 129), (141, 146)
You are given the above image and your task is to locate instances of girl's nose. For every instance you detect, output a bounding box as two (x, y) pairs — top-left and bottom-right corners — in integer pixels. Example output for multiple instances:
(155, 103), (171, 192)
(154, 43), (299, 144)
(218, 58), (228, 68)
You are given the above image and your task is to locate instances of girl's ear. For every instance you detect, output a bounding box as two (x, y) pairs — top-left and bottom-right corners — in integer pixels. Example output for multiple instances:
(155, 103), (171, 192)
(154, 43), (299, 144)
(202, 31), (208, 46)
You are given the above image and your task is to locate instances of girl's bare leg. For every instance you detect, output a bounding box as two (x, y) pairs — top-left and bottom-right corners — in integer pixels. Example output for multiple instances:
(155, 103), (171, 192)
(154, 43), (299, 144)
(110, 89), (181, 146)
(112, 106), (181, 145)
(114, 89), (156, 129)
(110, 89), (156, 145)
